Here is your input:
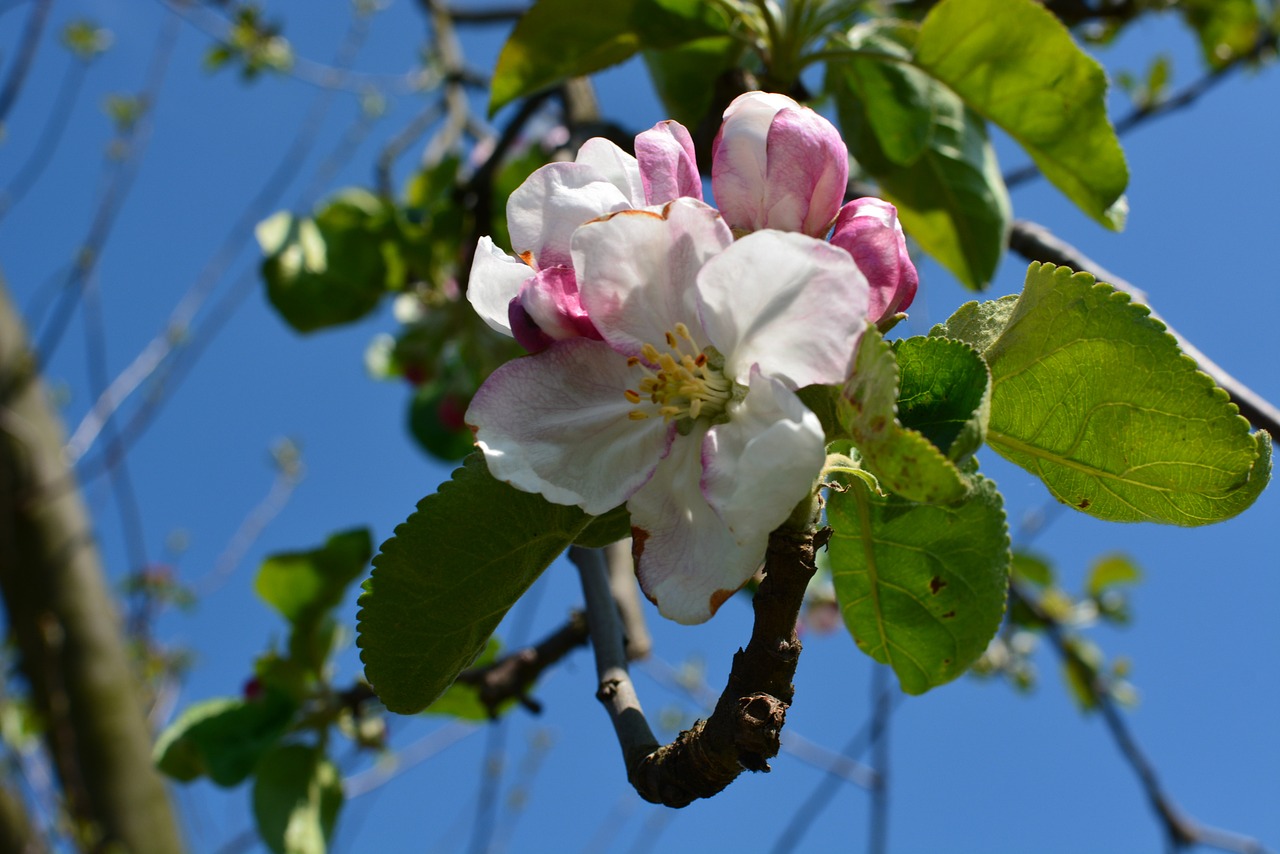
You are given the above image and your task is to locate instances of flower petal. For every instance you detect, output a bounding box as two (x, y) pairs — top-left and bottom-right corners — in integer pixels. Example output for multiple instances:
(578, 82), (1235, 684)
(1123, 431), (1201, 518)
(830, 198), (918, 322)
(511, 265), (601, 352)
(572, 197), (732, 356)
(710, 93), (791, 233)
(627, 428), (764, 625)
(700, 369), (825, 548)
(466, 338), (673, 514)
(763, 106), (849, 237)
(575, 137), (646, 207)
(696, 230), (869, 388)
(468, 236), (532, 336)
(507, 162), (636, 268)
(635, 120), (703, 205)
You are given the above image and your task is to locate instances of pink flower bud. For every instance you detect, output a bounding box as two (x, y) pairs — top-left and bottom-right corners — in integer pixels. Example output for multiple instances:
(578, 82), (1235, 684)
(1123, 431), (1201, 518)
(507, 265), (601, 353)
(711, 92), (848, 238)
(830, 198), (918, 322)
(635, 120), (703, 206)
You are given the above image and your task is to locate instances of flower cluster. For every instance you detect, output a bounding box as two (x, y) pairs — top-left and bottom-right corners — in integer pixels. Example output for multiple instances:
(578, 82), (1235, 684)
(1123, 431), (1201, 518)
(465, 92), (917, 624)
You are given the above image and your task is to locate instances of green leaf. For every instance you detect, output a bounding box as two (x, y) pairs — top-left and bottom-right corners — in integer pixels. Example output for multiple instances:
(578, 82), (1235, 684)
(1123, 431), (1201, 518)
(408, 382), (475, 462)
(252, 744), (342, 854)
(153, 690), (296, 786)
(574, 503), (632, 548)
(489, 0), (726, 114)
(643, 35), (741, 128)
(1011, 551), (1053, 587)
(258, 190), (392, 334)
(828, 475), (1010, 694)
(928, 294), (1019, 352)
(1086, 554), (1141, 598)
(893, 336), (991, 464)
(423, 637), (511, 721)
(256, 529), (373, 625)
(1179, 0), (1262, 70)
(839, 326), (972, 504)
(828, 27), (1010, 290)
(984, 263), (1270, 524)
(915, 0), (1128, 229)
(357, 453), (602, 713)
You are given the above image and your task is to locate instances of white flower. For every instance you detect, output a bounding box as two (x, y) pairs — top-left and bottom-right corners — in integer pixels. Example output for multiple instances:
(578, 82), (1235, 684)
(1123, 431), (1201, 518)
(466, 199), (870, 624)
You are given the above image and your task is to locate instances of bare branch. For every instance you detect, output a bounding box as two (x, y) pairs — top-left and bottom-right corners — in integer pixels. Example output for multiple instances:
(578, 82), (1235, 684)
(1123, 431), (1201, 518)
(454, 611), (590, 717)
(0, 0), (52, 127)
(1008, 219), (1280, 437)
(605, 539), (652, 660)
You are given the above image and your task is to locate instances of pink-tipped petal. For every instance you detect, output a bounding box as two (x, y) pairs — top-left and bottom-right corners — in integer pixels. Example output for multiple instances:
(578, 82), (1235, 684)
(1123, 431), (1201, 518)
(635, 120), (703, 205)
(513, 265), (600, 352)
(507, 161), (636, 268)
(572, 198), (731, 356)
(700, 369), (825, 546)
(575, 137), (646, 207)
(764, 107), (848, 237)
(628, 429), (763, 625)
(831, 198), (918, 321)
(696, 230), (869, 388)
(711, 93), (792, 233)
(466, 338), (673, 514)
(468, 236), (533, 337)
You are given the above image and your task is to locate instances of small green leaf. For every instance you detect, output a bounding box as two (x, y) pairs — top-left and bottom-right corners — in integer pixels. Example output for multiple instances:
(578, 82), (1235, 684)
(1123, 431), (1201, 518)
(1086, 554), (1142, 598)
(915, 0), (1128, 229)
(893, 336), (991, 464)
(259, 190), (392, 334)
(828, 475), (1010, 694)
(839, 326), (972, 504)
(252, 744), (342, 854)
(1011, 551), (1054, 588)
(984, 263), (1271, 525)
(153, 691), (296, 786)
(928, 294), (1019, 352)
(256, 529), (373, 625)
(1179, 0), (1262, 70)
(357, 454), (602, 713)
(827, 28), (1010, 290)
(489, 0), (725, 114)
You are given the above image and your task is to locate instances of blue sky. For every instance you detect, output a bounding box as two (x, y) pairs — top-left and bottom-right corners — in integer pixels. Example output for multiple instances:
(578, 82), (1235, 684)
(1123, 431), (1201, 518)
(2, 1), (1277, 852)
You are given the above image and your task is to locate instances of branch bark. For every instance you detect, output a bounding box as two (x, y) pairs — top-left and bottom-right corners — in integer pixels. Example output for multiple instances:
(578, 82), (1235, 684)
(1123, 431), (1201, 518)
(0, 274), (183, 853)
(574, 528), (824, 808)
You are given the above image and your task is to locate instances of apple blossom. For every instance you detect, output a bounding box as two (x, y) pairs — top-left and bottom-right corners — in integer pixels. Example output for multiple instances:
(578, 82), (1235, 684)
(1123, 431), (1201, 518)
(711, 91), (849, 238)
(466, 198), (870, 624)
(829, 197), (918, 323)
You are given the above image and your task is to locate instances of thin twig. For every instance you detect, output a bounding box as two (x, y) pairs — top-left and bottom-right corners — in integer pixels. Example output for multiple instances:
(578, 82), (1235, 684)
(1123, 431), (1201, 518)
(604, 539), (652, 659)
(342, 721), (479, 798)
(447, 3), (527, 24)
(0, 0), (52, 127)
(0, 56), (88, 222)
(867, 665), (892, 854)
(1012, 583), (1274, 854)
(375, 97), (446, 199)
(1008, 219), (1280, 437)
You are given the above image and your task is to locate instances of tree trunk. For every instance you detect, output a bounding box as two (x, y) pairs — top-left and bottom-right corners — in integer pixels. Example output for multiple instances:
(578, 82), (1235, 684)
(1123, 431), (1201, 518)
(0, 273), (183, 853)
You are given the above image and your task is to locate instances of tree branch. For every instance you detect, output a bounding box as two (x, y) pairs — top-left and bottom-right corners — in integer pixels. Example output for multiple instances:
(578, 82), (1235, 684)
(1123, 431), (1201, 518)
(575, 528), (825, 808)
(0, 0), (52, 127)
(1008, 219), (1280, 437)
(455, 611), (589, 717)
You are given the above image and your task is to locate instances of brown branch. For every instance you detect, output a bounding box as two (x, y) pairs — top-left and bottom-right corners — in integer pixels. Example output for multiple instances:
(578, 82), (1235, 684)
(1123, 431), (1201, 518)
(455, 610), (589, 717)
(1008, 219), (1280, 437)
(447, 4), (527, 24)
(576, 528), (825, 808)
(1012, 583), (1273, 854)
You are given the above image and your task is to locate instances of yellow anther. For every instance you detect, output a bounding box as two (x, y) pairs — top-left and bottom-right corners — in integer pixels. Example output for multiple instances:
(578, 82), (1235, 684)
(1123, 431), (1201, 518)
(624, 389), (641, 404)
(665, 331), (678, 347)
(628, 411), (650, 421)
(675, 322), (692, 341)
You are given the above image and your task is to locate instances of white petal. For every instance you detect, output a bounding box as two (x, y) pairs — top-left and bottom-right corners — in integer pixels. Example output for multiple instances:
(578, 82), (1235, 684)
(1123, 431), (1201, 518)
(575, 137), (646, 207)
(507, 162), (636, 268)
(701, 369), (825, 547)
(696, 230), (870, 388)
(573, 197), (731, 356)
(465, 338), (671, 514)
(468, 236), (531, 336)
(627, 428), (764, 625)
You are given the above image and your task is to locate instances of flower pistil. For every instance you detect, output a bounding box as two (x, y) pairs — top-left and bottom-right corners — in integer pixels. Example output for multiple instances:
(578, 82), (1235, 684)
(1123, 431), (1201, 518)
(625, 322), (737, 428)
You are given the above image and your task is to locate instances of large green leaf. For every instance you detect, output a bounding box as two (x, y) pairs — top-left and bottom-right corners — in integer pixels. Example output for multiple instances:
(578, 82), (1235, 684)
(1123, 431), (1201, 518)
(357, 453), (604, 713)
(828, 475), (1010, 694)
(928, 294), (1019, 352)
(828, 25), (1009, 290)
(252, 744), (342, 854)
(489, 0), (728, 114)
(643, 35), (741, 128)
(153, 690), (296, 787)
(915, 0), (1128, 229)
(983, 263), (1271, 524)
(839, 326), (973, 504)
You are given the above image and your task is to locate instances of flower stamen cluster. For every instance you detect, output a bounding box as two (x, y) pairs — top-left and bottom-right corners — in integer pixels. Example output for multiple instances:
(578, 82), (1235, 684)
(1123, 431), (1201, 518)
(626, 324), (734, 426)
